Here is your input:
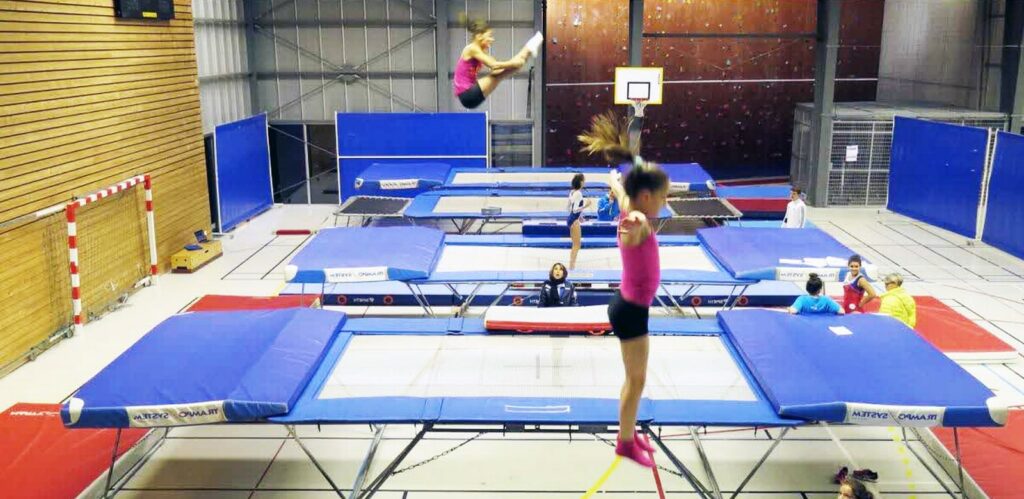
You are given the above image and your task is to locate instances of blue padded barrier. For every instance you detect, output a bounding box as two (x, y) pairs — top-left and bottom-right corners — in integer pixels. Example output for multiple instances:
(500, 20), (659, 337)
(213, 114), (274, 233)
(888, 117), (988, 238)
(336, 113), (488, 201)
(983, 131), (1024, 259)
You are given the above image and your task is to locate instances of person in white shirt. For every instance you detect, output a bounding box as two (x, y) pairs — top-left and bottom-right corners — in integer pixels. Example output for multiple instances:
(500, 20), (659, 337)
(782, 186), (807, 228)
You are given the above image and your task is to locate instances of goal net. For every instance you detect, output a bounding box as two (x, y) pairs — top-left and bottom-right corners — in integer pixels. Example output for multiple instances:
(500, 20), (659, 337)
(67, 175), (157, 333)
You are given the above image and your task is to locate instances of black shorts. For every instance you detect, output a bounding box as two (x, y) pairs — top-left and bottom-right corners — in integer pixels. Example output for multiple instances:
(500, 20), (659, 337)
(457, 82), (485, 109)
(607, 291), (649, 340)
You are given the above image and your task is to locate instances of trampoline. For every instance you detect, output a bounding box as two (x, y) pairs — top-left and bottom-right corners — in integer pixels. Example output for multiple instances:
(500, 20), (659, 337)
(63, 308), (1007, 498)
(353, 162), (716, 193)
(284, 226), (754, 315)
(336, 190), (740, 234)
(716, 185), (791, 220)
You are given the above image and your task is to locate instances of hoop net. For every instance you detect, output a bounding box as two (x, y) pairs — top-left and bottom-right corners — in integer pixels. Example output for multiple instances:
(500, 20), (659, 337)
(630, 98), (649, 117)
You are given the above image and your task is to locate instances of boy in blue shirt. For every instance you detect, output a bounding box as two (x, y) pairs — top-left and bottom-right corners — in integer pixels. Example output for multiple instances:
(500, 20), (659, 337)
(788, 273), (844, 315)
(597, 189), (620, 221)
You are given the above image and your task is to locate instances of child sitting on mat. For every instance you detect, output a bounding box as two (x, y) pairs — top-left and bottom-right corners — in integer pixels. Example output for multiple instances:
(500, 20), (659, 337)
(538, 263), (578, 307)
(789, 273), (844, 315)
(453, 18), (543, 109)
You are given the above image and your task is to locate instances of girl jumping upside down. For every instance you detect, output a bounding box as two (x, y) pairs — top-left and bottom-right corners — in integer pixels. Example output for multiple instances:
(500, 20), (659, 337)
(454, 19), (543, 109)
(579, 112), (670, 468)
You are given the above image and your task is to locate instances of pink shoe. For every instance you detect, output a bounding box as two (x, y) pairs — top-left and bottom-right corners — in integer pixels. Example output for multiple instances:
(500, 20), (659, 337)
(616, 436), (654, 468)
(633, 432), (655, 453)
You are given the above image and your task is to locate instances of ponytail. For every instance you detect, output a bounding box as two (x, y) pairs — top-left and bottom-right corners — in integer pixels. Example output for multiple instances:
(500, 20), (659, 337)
(577, 111), (633, 164)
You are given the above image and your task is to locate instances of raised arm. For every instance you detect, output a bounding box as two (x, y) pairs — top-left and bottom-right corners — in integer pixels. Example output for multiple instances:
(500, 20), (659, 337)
(468, 45), (524, 71)
(606, 170), (628, 213)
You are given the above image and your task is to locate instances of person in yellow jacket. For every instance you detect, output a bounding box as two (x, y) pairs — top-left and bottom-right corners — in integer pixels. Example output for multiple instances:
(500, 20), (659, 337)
(878, 273), (916, 328)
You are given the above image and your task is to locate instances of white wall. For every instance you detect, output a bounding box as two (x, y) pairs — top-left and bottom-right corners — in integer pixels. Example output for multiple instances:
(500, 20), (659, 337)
(193, 0), (252, 133)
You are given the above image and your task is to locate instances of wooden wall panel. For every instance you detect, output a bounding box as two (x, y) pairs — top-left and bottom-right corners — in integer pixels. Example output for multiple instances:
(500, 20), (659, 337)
(544, 0), (883, 177)
(0, 0), (210, 372)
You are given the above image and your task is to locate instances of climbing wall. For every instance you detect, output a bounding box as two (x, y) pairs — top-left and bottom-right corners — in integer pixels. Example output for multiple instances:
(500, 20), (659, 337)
(544, 0), (883, 178)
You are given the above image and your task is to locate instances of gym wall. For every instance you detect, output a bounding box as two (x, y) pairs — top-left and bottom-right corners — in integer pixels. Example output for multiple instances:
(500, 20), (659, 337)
(544, 0), (883, 178)
(0, 1), (210, 371)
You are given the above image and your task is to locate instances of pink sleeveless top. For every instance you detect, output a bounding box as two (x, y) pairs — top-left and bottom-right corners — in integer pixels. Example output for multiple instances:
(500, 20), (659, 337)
(453, 56), (481, 95)
(619, 220), (661, 306)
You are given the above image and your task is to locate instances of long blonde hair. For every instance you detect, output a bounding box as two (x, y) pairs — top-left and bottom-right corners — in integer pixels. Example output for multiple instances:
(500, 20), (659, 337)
(577, 111), (633, 163)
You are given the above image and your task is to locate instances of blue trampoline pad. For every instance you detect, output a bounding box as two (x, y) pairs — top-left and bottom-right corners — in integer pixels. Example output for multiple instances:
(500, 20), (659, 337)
(720, 309), (1007, 427)
(63, 309), (347, 428)
(698, 226), (870, 281)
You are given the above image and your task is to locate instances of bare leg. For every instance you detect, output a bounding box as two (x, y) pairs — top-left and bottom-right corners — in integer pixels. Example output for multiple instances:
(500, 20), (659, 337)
(478, 65), (521, 97)
(618, 335), (649, 442)
(569, 221), (582, 270)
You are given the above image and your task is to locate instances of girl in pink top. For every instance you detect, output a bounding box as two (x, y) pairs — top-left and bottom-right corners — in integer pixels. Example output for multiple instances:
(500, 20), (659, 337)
(454, 19), (543, 109)
(580, 112), (670, 468)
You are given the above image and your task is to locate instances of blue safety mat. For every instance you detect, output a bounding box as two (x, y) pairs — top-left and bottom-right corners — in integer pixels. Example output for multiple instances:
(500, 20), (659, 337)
(213, 114), (273, 232)
(287, 227), (445, 283)
(889, 117), (989, 238)
(717, 185), (791, 198)
(62, 309), (347, 428)
(353, 162), (453, 197)
(719, 310), (1005, 427)
(698, 226), (864, 281)
(617, 162), (716, 192)
(336, 112), (487, 201)
(983, 131), (1024, 259)
(444, 166), (616, 189)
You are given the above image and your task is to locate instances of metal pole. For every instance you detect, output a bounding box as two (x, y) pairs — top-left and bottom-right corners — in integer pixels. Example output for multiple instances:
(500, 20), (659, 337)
(808, 0), (840, 206)
(351, 425), (387, 498)
(435, 0), (450, 111)
(1004, 0), (1024, 133)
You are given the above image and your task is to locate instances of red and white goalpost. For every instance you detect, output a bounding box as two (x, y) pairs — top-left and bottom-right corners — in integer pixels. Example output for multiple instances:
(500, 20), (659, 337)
(66, 175), (158, 334)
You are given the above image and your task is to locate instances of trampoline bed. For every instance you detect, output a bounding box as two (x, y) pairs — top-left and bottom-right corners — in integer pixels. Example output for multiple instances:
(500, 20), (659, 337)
(62, 308), (1007, 498)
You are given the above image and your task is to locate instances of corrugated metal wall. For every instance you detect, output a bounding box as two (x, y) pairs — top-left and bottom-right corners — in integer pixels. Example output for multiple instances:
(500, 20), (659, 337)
(193, 0), (251, 132)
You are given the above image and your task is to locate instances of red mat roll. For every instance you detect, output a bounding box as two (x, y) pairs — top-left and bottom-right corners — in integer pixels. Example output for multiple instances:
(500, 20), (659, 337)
(0, 403), (147, 498)
(858, 296), (1015, 360)
(186, 294), (321, 312)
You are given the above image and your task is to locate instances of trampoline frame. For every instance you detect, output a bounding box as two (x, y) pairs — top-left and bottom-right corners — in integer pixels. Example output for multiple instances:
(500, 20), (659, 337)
(333, 195), (743, 235)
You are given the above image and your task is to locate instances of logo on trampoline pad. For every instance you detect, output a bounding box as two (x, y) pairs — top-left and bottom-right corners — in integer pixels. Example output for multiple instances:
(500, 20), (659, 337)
(126, 401), (227, 427)
(845, 402), (944, 427)
(776, 267), (840, 282)
(324, 266), (389, 282)
(380, 179), (420, 190)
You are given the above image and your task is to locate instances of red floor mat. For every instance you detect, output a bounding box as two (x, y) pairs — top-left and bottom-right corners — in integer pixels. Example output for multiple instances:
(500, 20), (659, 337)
(933, 411), (1024, 499)
(0, 403), (147, 498)
(859, 296), (1015, 360)
(186, 294), (321, 312)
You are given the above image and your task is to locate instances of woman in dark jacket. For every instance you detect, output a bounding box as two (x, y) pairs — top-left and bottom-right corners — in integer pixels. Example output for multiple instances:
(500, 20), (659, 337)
(539, 262), (578, 307)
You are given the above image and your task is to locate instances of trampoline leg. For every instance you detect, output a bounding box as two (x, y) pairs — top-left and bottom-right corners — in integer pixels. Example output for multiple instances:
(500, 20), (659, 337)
(660, 284), (688, 316)
(904, 426), (961, 498)
(360, 425), (430, 499)
(487, 285), (511, 310)
(103, 428), (122, 498)
(730, 427), (790, 499)
(351, 425), (387, 498)
(954, 428), (968, 498)
(458, 283), (485, 316)
(405, 282), (433, 316)
(643, 425), (713, 499)
(689, 426), (724, 499)
(287, 425), (346, 498)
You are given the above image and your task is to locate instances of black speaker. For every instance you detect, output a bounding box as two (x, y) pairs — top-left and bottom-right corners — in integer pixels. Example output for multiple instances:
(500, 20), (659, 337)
(114, 0), (174, 20)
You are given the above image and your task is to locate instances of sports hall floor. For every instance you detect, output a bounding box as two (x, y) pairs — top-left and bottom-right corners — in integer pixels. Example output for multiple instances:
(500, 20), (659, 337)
(2, 204), (1023, 498)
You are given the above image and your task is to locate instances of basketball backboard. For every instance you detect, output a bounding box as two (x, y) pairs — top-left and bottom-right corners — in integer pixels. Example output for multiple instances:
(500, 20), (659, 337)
(614, 67), (663, 105)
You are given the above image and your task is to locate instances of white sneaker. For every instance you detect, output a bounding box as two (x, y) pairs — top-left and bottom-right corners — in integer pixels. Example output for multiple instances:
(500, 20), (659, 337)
(524, 31), (544, 57)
